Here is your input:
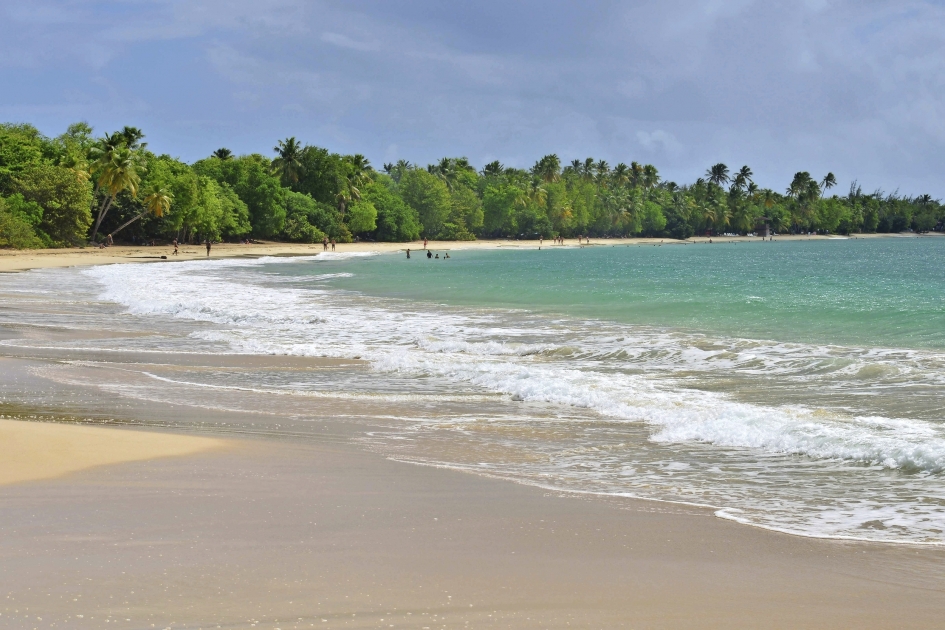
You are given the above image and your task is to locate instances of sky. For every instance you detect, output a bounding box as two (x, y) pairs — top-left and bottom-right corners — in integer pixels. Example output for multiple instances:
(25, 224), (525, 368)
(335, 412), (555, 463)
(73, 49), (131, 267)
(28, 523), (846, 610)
(2, 0), (945, 195)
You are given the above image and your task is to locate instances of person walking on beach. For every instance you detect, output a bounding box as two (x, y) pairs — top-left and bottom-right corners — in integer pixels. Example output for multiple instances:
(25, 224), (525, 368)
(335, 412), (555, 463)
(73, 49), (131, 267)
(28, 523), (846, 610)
(331, 239), (336, 251)
(172, 239), (179, 256)
(423, 238), (428, 250)
(322, 236), (328, 251)
(205, 240), (212, 257)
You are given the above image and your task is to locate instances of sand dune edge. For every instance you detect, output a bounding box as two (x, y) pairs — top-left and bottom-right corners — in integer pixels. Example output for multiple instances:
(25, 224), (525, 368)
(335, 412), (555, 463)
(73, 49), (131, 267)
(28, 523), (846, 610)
(0, 419), (224, 486)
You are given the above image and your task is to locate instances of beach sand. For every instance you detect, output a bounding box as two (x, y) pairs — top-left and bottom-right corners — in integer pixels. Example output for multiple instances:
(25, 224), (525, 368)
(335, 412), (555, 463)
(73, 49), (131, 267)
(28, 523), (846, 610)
(0, 231), (939, 273)
(0, 418), (223, 486)
(2, 415), (945, 629)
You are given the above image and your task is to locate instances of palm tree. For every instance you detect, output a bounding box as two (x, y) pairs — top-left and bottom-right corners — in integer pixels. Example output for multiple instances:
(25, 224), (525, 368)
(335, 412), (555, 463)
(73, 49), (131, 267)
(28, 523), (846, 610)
(706, 163), (730, 187)
(738, 165), (753, 185)
(109, 187), (173, 239)
(820, 172), (837, 196)
(787, 172), (813, 199)
(532, 154), (561, 183)
(595, 160), (610, 176)
(582, 158), (595, 180)
(612, 163), (630, 186)
(630, 162), (644, 188)
(642, 164), (659, 190)
(90, 146), (144, 243)
(213, 148), (233, 160)
(119, 126), (146, 150)
(272, 137), (303, 186)
(482, 160), (504, 177)
(453, 157), (476, 173)
(347, 154), (372, 185)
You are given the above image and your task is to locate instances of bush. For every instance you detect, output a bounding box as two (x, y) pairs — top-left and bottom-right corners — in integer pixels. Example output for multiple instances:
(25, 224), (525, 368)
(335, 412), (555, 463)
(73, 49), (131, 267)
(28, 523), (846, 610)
(0, 197), (44, 248)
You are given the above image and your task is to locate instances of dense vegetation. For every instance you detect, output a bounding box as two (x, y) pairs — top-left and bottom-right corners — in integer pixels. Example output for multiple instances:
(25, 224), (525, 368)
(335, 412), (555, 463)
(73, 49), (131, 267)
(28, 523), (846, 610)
(1, 122), (942, 248)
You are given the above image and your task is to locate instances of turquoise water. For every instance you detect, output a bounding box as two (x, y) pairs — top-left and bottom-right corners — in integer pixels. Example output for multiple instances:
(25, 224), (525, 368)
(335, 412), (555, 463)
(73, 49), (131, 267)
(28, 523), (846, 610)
(326, 238), (945, 350)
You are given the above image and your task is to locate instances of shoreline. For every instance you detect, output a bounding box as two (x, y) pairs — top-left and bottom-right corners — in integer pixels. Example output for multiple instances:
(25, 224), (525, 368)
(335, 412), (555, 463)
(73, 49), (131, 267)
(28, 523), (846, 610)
(0, 230), (940, 273)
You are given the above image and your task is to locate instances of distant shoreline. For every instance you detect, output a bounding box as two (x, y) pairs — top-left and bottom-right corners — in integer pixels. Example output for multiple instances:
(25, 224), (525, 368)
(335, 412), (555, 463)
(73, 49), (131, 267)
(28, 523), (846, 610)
(1, 231), (940, 273)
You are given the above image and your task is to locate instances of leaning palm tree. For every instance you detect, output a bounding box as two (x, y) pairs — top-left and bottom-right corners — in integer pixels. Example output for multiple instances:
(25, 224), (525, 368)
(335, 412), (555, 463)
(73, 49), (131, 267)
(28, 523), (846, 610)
(90, 147), (144, 243)
(108, 187), (173, 239)
(213, 148), (233, 160)
(272, 137), (303, 186)
(820, 172), (837, 197)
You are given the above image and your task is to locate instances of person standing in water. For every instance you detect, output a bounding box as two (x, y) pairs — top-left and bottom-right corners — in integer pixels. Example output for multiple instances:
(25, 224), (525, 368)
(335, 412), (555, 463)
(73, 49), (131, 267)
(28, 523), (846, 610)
(426, 250), (432, 259)
(406, 248), (411, 259)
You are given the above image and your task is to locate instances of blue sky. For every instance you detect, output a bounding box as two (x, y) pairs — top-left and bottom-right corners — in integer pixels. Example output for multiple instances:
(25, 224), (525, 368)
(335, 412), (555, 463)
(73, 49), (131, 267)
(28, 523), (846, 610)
(3, 1), (945, 195)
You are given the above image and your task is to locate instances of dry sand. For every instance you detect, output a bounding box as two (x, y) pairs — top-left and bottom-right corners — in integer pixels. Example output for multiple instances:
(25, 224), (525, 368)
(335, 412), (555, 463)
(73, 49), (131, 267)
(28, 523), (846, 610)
(1, 231), (938, 273)
(0, 418), (224, 485)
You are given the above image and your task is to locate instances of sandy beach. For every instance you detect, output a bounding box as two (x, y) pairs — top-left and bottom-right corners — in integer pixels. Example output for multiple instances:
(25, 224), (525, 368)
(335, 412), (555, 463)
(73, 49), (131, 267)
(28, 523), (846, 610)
(0, 231), (938, 273)
(1, 240), (945, 628)
(2, 404), (945, 629)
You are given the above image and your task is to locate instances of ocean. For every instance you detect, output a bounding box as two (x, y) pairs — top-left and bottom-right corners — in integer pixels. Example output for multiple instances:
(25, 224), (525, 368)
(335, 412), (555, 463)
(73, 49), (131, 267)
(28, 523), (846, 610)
(2, 236), (944, 544)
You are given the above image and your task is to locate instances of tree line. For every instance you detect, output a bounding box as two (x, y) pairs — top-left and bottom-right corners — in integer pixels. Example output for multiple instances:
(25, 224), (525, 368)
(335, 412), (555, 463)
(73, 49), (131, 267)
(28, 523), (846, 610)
(1, 121), (942, 249)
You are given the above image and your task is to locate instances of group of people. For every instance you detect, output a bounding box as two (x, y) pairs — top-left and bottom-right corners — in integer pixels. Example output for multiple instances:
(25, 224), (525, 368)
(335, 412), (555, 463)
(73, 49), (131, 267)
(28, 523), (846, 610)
(406, 248), (450, 260)
(321, 237), (336, 251)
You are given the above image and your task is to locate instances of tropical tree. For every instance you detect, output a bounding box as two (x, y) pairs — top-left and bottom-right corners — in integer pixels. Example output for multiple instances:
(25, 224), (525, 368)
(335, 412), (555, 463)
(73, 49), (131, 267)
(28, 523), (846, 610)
(90, 146), (144, 243)
(482, 160), (504, 178)
(532, 154), (561, 183)
(213, 148), (233, 160)
(272, 137), (303, 186)
(821, 172), (837, 196)
(109, 187), (173, 238)
(706, 163), (730, 187)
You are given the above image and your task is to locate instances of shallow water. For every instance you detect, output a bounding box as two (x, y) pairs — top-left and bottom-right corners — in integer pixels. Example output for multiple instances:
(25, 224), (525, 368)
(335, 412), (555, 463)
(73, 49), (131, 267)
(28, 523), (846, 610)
(2, 237), (944, 544)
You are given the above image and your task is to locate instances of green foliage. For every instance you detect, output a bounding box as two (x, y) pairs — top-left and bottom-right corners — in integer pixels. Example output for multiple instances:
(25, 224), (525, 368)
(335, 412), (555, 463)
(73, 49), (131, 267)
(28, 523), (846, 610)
(361, 179), (421, 242)
(0, 124), (47, 194)
(0, 195), (44, 248)
(347, 200), (377, 235)
(482, 184), (522, 236)
(3, 120), (942, 247)
(281, 190), (329, 243)
(194, 154), (285, 238)
(15, 165), (93, 245)
(398, 169), (451, 238)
